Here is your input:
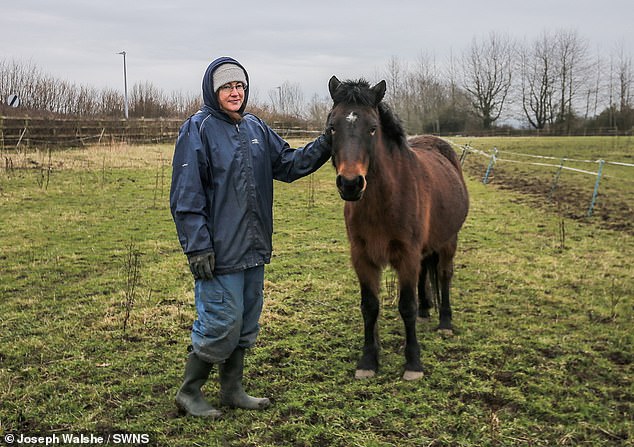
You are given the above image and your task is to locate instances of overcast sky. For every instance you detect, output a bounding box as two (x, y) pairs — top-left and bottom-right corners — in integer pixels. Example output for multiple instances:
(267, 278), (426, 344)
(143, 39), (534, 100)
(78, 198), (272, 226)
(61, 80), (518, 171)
(2, 0), (632, 106)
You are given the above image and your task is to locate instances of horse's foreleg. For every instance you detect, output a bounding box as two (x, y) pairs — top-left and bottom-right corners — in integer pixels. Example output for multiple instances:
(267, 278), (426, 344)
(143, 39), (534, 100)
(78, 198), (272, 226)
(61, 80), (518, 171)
(355, 282), (380, 378)
(399, 281), (424, 380)
(352, 249), (381, 379)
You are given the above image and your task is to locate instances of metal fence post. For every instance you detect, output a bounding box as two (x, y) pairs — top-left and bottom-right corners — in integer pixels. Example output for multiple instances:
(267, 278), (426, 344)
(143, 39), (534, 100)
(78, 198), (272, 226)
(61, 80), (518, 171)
(587, 159), (605, 217)
(460, 144), (470, 166)
(482, 148), (498, 184)
(548, 158), (566, 201)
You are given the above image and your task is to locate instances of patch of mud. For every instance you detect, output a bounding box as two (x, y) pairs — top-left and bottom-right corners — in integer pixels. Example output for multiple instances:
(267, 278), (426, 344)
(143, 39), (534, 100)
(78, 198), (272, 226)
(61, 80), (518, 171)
(464, 164), (633, 235)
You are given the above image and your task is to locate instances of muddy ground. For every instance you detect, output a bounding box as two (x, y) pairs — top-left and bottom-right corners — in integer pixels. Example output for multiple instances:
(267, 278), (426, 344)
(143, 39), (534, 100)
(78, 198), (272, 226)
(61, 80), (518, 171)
(463, 162), (633, 235)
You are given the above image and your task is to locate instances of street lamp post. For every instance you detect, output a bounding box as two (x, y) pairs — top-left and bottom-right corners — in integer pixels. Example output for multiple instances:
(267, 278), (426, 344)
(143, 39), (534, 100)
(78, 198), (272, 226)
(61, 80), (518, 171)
(118, 51), (129, 119)
(276, 85), (283, 114)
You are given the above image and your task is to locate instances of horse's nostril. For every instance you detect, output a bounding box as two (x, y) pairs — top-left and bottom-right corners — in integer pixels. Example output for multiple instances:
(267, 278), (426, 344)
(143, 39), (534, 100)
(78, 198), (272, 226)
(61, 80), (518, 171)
(337, 175), (364, 192)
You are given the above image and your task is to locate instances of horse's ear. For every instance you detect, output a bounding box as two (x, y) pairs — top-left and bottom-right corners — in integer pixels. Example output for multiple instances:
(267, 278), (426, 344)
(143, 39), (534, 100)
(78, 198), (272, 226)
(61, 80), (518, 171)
(372, 80), (387, 105)
(329, 76), (341, 100)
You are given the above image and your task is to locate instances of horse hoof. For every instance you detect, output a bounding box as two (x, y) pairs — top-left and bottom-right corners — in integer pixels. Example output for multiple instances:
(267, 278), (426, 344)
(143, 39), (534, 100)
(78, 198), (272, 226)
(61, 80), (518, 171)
(437, 328), (454, 337)
(403, 370), (424, 381)
(355, 369), (376, 379)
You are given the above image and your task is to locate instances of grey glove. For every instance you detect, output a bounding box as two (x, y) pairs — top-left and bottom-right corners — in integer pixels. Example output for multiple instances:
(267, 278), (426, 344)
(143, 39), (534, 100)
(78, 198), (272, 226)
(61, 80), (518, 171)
(187, 251), (215, 280)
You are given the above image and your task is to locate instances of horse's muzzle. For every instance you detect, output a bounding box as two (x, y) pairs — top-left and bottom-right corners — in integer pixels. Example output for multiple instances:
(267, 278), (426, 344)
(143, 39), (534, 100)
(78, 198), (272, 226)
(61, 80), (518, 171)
(336, 174), (366, 201)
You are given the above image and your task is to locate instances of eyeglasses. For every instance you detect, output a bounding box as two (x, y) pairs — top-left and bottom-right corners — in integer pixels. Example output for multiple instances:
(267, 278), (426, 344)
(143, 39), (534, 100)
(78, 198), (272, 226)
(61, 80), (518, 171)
(218, 83), (246, 93)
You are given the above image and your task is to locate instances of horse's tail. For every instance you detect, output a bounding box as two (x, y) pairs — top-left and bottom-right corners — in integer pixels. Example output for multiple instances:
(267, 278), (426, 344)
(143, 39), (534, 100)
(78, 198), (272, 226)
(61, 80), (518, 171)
(424, 252), (441, 311)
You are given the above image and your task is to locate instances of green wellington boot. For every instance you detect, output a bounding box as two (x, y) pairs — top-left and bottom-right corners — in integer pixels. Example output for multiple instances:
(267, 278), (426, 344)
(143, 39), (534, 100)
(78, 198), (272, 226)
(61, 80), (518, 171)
(219, 348), (270, 409)
(175, 352), (222, 418)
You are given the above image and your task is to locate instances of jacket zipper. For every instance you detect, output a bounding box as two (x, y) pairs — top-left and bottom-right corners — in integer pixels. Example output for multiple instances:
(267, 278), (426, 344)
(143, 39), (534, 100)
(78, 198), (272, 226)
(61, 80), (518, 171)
(237, 121), (260, 263)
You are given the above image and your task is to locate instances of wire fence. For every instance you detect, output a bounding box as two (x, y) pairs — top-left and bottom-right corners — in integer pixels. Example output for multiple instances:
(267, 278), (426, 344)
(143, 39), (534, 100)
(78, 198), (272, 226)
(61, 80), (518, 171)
(446, 139), (634, 225)
(2, 115), (631, 230)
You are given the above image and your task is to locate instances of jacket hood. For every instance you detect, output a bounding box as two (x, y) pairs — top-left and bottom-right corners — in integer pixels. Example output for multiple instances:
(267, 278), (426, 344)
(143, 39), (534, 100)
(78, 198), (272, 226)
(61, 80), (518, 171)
(202, 57), (250, 115)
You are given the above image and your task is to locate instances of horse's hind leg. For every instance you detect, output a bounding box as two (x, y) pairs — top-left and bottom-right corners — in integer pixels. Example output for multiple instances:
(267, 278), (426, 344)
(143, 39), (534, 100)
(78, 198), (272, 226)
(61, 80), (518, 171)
(437, 242), (457, 336)
(417, 256), (434, 322)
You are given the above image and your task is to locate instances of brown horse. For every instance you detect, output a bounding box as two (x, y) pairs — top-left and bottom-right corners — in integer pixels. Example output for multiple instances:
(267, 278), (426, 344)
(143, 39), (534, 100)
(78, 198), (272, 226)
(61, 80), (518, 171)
(327, 76), (469, 380)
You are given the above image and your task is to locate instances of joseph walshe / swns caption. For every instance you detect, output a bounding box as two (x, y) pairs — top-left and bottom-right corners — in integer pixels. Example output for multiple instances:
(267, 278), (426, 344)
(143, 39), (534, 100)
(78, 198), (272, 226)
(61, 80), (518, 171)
(3, 432), (151, 446)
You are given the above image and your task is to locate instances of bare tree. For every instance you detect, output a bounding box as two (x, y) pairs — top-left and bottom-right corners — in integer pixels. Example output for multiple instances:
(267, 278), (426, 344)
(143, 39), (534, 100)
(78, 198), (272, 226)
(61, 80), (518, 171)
(462, 32), (514, 129)
(614, 42), (633, 111)
(268, 81), (305, 117)
(554, 30), (589, 131)
(382, 54), (470, 134)
(1, 59), (40, 108)
(131, 81), (166, 117)
(168, 90), (201, 117)
(383, 55), (406, 105)
(583, 52), (603, 120)
(603, 42), (634, 129)
(0, 58), (199, 118)
(306, 93), (330, 128)
(519, 32), (558, 129)
(100, 87), (125, 116)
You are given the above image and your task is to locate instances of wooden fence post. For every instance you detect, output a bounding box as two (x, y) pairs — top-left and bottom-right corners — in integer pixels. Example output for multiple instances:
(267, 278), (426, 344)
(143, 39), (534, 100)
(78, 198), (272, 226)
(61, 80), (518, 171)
(16, 127), (27, 149)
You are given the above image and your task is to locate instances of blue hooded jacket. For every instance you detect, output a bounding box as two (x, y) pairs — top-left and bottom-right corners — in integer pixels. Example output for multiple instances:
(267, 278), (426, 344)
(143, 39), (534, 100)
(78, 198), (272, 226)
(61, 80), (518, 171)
(170, 57), (331, 274)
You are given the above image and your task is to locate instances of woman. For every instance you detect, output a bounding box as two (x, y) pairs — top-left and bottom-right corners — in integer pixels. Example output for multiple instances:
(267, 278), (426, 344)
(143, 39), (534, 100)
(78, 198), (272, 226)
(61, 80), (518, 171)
(169, 57), (331, 417)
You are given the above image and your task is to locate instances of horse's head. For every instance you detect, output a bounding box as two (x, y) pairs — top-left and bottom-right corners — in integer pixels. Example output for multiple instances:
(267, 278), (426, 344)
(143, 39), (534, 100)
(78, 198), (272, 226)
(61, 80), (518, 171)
(327, 76), (386, 201)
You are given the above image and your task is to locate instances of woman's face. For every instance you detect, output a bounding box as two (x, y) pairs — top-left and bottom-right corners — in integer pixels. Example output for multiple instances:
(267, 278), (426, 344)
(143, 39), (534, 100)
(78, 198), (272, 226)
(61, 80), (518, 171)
(217, 82), (246, 113)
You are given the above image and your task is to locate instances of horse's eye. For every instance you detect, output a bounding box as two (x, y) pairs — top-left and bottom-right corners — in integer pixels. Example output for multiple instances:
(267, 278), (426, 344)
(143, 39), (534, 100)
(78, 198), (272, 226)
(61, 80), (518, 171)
(369, 126), (377, 136)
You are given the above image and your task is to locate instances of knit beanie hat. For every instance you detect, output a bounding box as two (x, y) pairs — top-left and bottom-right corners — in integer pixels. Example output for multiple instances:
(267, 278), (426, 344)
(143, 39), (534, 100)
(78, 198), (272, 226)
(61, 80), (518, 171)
(213, 63), (248, 92)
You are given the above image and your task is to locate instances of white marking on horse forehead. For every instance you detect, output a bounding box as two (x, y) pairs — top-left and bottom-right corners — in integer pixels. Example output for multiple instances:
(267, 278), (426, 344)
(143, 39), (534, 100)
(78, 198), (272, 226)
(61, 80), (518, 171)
(346, 111), (358, 123)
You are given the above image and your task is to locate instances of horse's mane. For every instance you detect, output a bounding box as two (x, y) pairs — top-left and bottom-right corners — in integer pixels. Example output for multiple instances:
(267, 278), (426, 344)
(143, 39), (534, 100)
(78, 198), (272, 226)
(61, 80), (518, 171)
(378, 102), (408, 149)
(332, 79), (408, 150)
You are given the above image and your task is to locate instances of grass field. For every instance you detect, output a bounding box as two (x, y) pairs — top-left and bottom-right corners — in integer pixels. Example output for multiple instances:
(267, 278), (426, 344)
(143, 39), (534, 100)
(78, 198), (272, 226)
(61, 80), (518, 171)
(448, 135), (634, 234)
(0, 139), (632, 446)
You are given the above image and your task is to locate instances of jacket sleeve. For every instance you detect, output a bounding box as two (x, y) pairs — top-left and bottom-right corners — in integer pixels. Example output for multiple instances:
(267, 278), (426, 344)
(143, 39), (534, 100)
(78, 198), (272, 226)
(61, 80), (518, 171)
(169, 117), (214, 256)
(266, 126), (332, 183)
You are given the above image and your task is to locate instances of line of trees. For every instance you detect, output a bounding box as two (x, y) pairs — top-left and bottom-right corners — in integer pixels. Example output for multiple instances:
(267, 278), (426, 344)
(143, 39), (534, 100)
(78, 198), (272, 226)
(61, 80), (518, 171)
(0, 58), (327, 129)
(1, 30), (632, 135)
(0, 58), (309, 126)
(0, 59), (200, 118)
(378, 30), (632, 134)
(265, 30), (632, 135)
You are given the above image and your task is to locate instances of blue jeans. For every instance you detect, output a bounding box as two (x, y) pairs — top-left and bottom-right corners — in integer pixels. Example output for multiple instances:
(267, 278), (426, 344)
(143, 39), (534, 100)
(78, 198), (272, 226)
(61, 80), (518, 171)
(191, 266), (264, 363)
